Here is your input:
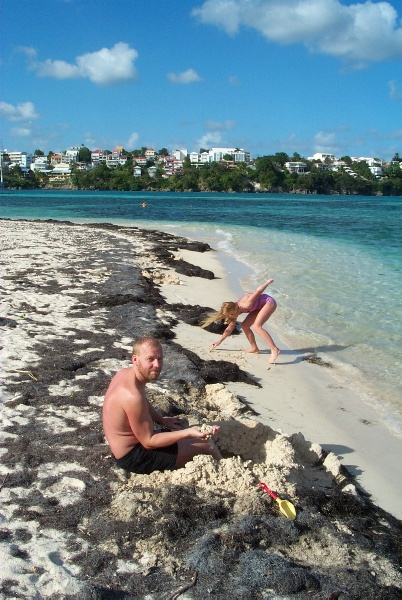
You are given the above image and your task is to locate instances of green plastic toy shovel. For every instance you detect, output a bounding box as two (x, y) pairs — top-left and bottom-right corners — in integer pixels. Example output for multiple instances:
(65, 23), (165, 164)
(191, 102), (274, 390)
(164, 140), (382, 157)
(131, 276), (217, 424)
(258, 482), (297, 519)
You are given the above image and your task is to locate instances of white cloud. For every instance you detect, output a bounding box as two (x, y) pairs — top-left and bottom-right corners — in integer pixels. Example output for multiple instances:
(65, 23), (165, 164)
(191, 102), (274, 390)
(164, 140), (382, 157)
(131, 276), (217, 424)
(16, 45), (37, 59)
(313, 130), (340, 154)
(193, 0), (402, 67)
(83, 133), (97, 149)
(0, 99), (43, 147)
(23, 43), (139, 85)
(196, 119), (237, 149)
(389, 80), (402, 100)
(125, 132), (140, 150)
(197, 131), (223, 148)
(167, 68), (202, 84)
(0, 101), (39, 122)
(10, 127), (32, 137)
(77, 43), (138, 85)
(34, 59), (80, 80)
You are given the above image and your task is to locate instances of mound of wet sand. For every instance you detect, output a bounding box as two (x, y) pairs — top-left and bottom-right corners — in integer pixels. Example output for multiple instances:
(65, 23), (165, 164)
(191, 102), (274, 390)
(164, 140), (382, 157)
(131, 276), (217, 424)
(0, 219), (401, 599)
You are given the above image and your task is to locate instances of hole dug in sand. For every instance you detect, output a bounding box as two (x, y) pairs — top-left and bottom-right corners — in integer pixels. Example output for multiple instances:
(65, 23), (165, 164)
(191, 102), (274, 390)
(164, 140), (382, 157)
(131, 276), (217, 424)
(110, 382), (358, 531)
(118, 414), (351, 511)
(99, 412), (392, 599)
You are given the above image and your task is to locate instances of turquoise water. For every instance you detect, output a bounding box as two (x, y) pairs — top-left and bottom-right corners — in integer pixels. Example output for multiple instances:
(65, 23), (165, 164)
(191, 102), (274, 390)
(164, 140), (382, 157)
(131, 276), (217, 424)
(1, 190), (401, 436)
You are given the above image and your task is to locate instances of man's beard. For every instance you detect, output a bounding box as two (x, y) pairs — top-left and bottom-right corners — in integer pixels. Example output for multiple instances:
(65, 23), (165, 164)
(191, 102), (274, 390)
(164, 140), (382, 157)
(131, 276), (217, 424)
(138, 363), (160, 382)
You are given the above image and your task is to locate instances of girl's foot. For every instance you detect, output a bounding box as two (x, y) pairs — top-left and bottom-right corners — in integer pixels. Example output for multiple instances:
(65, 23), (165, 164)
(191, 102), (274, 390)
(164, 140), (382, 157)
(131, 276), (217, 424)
(268, 348), (281, 364)
(243, 348), (259, 354)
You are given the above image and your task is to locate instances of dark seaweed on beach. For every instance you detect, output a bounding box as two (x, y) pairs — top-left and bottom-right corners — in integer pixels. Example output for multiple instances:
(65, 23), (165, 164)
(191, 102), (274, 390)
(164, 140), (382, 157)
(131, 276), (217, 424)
(1, 220), (401, 600)
(302, 353), (333, 368)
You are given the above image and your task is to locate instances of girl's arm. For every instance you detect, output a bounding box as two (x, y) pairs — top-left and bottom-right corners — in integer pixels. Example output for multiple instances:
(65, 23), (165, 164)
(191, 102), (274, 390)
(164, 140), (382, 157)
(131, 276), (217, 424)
(238, 279), (274, 310)
(210, 319), (237, 349)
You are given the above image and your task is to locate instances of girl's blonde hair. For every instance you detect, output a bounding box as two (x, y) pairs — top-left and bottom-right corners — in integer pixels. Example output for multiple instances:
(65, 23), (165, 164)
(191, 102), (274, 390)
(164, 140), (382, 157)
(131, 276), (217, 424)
(201, 301), (238, 328)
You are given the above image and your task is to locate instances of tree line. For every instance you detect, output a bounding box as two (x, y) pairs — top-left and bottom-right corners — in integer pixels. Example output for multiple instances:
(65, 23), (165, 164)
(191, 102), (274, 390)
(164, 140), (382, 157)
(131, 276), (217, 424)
(3, 151), (402, 196)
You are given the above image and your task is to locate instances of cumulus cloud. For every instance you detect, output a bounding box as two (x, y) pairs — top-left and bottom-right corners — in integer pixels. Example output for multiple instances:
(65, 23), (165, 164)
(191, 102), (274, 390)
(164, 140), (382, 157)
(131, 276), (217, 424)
(125, 132), (140, 149)
(197, 131), (223, 148)
(193, 0), (402, 68)
(0, 101), (39, 122)
(76, 43), (138, 85)
(389, 80), (402, 100)
(10, 127), (32, 137)
(313, 130), (341, 154)
(16, 46), (37, 59)
(196, 119), (238, 148)
(83, 133), (97, 149)
(21, 43), (139, 85)
(167, 68), (202, 84)
(34, 59), (80, 80)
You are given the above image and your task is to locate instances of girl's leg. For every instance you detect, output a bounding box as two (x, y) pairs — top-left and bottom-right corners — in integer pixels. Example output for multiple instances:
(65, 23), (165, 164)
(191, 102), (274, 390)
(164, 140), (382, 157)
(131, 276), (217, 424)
(174, 438), (221, 468)
(241, 311), (259, 353)
(251, 302), (281, 363)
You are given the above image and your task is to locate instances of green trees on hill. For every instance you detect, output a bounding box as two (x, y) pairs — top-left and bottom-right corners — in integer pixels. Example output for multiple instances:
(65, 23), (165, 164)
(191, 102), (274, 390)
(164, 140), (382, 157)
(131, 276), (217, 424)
(3, 165), (39, 189)
(78, 146), (91, 163)
(3, 151), (402, 195)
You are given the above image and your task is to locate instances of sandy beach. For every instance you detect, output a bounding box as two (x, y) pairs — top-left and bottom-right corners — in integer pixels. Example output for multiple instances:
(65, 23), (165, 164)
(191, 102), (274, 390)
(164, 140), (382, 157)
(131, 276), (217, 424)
(1, 219), (401, 599)
(164, 248), (402, 520)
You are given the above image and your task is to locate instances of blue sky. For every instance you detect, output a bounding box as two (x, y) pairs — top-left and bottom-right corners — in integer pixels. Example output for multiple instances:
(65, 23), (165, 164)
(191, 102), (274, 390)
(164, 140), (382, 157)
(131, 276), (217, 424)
(1, 0), (401, 160)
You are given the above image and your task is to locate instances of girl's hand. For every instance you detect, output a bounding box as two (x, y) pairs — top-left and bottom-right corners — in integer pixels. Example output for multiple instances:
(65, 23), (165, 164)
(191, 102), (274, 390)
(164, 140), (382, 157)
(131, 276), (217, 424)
(210, 340), (221, 349)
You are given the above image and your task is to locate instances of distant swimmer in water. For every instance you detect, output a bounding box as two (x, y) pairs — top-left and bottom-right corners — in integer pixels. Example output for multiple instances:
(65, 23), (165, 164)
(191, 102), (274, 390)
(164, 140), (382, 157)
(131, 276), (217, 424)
(201, 279), (280, 365)
(141, 202), (147, 208)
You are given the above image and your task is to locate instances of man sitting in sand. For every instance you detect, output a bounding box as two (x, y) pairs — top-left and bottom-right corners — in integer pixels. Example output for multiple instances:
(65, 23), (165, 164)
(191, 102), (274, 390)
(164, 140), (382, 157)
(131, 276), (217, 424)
(102, 337), (221, 474)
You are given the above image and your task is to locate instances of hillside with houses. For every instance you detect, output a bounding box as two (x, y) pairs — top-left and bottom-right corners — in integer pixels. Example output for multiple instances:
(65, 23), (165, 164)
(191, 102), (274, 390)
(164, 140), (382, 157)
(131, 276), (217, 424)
(1, 145), (402, 195)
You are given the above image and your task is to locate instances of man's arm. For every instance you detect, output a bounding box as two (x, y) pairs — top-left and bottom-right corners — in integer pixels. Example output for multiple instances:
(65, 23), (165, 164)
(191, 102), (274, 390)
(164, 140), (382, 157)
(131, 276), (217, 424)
(147, 400), (181, 430)
(124, 394), (212, 449)
(147, 400), (165, 426)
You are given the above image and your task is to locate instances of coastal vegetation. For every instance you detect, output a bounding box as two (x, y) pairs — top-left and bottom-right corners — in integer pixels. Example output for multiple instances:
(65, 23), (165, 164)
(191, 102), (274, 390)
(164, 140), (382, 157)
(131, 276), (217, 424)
(3, 151), (402, 195)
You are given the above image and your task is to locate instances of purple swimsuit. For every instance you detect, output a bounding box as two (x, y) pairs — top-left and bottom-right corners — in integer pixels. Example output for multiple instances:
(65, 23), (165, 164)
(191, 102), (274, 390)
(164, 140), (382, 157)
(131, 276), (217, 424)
(248, 293), (276, 312)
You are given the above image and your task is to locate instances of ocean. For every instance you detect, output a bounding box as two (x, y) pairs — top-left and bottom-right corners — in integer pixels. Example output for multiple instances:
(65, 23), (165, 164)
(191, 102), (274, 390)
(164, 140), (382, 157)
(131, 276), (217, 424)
(1, 190), (401, 438)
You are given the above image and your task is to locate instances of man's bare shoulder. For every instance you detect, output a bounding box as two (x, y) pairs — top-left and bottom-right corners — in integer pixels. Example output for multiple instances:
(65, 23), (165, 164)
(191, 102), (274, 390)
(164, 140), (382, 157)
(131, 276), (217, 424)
(104, 367), (141, 407)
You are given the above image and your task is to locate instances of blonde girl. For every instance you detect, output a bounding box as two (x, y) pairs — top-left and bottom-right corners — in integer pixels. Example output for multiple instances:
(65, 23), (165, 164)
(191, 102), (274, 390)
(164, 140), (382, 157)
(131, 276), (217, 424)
(201, 279), (280, 364)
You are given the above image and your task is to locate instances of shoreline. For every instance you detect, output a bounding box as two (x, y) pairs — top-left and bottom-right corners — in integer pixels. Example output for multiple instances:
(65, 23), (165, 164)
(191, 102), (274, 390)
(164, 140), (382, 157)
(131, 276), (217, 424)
(2, 217), (401, 517)
(133, 219), (402, 443)
(162, 246), (402, 519)
(1, 218), (401, 598)
(1, 185), (397, 197)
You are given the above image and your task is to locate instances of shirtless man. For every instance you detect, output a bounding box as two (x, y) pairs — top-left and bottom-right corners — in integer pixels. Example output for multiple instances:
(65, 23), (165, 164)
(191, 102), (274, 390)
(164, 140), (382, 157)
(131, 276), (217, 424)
(102, 337), (221, 474)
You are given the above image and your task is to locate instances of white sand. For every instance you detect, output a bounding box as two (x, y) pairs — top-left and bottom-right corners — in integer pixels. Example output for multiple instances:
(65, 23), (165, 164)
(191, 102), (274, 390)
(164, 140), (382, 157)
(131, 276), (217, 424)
(161, 248), (402, 520)
(1, 219), (401, 599)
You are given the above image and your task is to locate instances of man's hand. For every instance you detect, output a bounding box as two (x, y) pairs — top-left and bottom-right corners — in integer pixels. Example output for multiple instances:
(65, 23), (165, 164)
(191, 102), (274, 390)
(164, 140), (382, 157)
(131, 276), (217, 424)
(162, 416), (182, 430)
(188, 425), (220, 439)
